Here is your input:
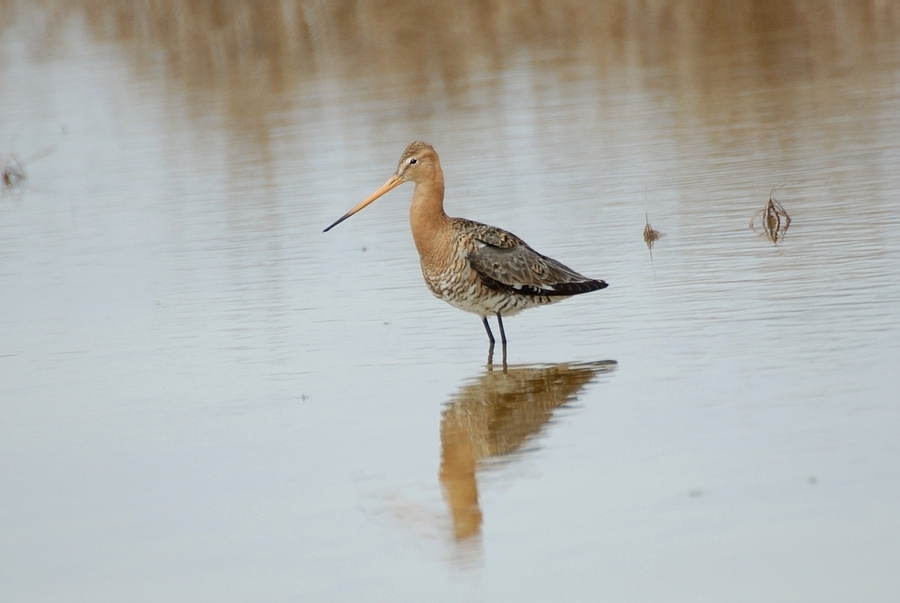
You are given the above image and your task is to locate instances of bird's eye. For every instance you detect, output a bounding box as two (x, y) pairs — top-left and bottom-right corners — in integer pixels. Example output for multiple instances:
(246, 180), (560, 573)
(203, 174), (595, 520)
(409, 158), (418, 165)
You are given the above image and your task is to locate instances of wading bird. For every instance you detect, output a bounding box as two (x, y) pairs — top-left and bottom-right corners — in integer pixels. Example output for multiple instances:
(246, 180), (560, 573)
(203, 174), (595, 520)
(323, 142), (607, 364)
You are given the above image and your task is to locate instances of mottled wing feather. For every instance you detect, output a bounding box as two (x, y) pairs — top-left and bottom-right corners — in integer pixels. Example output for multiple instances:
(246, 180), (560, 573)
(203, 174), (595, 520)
(461, 220), (608, 297)
(455, 218), (524, 248)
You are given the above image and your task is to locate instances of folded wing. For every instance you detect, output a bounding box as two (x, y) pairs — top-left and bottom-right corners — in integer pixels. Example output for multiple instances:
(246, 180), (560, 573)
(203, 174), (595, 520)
(463, 221), (608, 297)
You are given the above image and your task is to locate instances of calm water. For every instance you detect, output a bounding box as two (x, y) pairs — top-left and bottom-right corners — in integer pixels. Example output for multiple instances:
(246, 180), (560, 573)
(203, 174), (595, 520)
(2, 2), (900, 601)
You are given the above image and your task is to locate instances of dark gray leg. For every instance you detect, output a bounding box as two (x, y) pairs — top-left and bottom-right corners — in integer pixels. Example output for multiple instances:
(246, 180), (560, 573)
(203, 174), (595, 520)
(496, 312), (508, 370)
(483, 316), (495, 366)
(496, 312), (507, 345)
(482, 317), (495, 344)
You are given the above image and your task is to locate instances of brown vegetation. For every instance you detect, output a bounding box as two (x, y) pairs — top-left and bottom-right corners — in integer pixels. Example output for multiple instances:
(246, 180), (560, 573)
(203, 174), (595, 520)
(4, 1), (898, 101)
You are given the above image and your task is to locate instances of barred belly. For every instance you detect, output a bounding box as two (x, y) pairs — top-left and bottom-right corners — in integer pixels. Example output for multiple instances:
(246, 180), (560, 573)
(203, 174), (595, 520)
(422, 264), (561, 318)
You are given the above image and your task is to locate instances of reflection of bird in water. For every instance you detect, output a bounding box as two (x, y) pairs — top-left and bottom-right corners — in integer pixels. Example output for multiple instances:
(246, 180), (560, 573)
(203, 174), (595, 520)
(439, 361), (616, 541)
(323, 142), (608, 365)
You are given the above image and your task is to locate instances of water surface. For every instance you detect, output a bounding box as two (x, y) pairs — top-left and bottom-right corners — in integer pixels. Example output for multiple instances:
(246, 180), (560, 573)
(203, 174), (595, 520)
(2, 2), (899, 601)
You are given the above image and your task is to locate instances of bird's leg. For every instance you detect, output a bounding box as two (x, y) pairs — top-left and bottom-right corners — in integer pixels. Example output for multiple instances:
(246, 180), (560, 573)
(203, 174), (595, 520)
(496, 312), (508, 371)
(482, 316), (496, 345)
(496, 312), (507, 345)
(483, 316), (495, 367)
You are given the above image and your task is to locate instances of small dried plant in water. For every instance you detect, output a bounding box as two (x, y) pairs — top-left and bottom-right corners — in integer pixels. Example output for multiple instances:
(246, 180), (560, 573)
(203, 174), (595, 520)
(643, 211), (662, 250)
(642, 190), (664, 263)
(1, 147), (55, 192)
(2, 153), (27, 188)
(750, 185), (791, 245)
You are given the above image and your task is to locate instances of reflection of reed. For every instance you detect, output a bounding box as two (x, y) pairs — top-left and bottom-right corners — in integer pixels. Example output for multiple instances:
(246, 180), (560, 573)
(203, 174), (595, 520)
(439, 361), (615, 540)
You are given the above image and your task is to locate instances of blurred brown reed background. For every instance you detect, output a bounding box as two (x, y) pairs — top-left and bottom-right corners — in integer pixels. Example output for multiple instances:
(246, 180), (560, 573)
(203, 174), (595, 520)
(4, 0), (899, 116)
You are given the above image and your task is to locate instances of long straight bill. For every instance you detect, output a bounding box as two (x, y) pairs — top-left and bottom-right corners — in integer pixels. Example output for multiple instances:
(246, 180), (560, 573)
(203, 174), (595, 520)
(323, 175), (405, 232)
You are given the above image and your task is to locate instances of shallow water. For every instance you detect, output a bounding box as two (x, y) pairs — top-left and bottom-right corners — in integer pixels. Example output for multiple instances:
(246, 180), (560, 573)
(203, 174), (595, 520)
(2, 2), (900, 601)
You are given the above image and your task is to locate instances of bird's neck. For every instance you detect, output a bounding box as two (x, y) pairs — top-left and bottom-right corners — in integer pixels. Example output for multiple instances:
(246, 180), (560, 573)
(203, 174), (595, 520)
(409, 171), (450, 259)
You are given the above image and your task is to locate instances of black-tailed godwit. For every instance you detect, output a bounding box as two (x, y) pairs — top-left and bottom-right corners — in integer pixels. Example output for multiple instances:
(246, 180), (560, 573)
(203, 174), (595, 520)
(324, 142), (608, 363)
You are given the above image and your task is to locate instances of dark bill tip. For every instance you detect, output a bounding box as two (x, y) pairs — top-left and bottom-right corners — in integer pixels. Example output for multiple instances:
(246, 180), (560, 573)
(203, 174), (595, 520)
(323, 213), (351, 233)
